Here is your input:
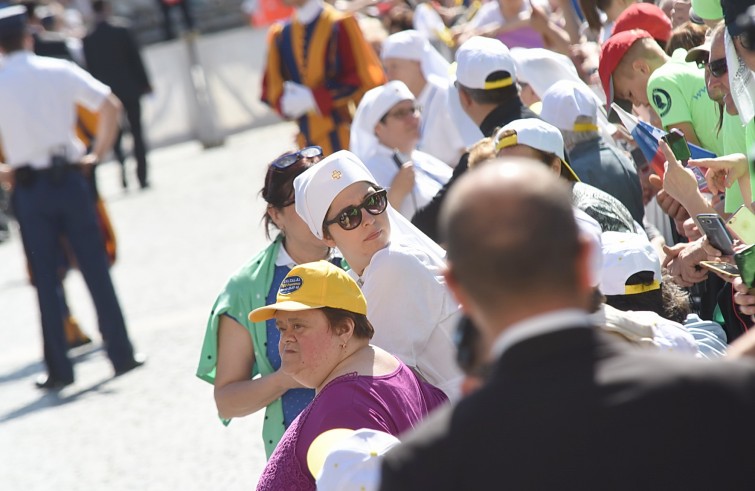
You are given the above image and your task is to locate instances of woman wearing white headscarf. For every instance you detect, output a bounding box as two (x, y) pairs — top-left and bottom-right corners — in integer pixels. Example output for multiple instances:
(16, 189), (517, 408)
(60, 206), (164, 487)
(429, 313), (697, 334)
(349, 80), (452, 219)
(294, 150), (463, 400)
(511, 47), (617, 144)
(381, 30), (482, 166)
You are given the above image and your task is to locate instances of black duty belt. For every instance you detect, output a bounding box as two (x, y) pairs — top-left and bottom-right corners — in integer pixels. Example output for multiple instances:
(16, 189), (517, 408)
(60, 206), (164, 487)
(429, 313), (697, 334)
(14, 162), (85, 187)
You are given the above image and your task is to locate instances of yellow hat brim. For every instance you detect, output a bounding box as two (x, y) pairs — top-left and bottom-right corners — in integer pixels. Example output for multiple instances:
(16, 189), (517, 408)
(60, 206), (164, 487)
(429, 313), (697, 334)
(248, 301), (326, 323)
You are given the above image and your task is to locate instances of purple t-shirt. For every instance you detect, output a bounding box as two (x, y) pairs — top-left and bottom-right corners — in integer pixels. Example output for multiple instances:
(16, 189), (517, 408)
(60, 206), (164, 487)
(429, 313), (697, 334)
(256, 361), (448, 490)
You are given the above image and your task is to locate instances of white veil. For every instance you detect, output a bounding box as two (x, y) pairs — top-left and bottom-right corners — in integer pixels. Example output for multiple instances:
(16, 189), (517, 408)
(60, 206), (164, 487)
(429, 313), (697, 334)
(294, 150), (446, 266)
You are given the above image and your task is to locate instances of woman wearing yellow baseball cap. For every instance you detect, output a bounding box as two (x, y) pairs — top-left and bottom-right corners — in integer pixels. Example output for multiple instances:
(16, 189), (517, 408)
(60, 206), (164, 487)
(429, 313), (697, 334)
(251, 260), (447, 491)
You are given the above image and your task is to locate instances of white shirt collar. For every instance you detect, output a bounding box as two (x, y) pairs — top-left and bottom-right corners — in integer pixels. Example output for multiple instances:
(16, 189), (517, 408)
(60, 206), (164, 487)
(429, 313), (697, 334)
(275, 243), (296, 267)
(295, 0), (323, 25)
(491, 309), (593, 359)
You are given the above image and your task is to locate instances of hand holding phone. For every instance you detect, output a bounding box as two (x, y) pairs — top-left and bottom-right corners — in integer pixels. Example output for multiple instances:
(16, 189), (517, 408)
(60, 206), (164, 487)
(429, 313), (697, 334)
(696, 214), (735, 256)
(699, 261), (740, 282)
(661, 129), (709, 193)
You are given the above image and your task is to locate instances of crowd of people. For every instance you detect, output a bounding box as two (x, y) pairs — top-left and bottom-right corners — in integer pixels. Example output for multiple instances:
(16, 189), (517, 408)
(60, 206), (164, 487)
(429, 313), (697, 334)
(4, 0), (755, 488)
(230, 0), (755, 488)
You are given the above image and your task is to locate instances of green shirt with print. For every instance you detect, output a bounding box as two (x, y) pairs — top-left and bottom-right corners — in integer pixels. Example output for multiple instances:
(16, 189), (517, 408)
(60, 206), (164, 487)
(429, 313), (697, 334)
(646, 49), (725, 156)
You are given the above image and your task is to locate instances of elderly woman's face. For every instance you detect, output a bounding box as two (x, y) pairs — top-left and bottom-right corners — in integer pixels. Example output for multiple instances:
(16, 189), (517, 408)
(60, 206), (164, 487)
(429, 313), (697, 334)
(275, 309), (342, 388)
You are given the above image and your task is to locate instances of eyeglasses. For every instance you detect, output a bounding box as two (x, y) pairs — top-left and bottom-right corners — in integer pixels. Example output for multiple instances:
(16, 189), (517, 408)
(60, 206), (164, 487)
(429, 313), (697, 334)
(383, 105), (421, 121)
(270, 146), (323, 170)
(324, 189), (388, 231)
(697, 57), (728, 78)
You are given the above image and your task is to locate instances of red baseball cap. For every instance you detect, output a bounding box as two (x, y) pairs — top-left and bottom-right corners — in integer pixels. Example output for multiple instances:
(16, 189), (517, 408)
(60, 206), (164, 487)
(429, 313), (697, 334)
(613, 3), (673, 44)
(599, 29), (653, 106)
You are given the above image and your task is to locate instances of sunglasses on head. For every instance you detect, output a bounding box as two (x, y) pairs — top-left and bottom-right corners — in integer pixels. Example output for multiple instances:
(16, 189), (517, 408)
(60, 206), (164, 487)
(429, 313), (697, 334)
(697, 57), (728, 78)
(324, 189), (388, 231)
(271, 146), (323, 170)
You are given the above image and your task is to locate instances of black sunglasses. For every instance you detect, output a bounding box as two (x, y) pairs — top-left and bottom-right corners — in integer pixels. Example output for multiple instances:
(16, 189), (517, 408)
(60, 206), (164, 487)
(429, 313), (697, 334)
(271, 146), (323, 170)
(697, 57), (728, 78)
(324, 189), (388, 231)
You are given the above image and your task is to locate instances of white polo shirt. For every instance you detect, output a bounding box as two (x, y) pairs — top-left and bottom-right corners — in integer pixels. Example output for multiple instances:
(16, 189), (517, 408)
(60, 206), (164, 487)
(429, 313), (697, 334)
(0, 51), (109, 168)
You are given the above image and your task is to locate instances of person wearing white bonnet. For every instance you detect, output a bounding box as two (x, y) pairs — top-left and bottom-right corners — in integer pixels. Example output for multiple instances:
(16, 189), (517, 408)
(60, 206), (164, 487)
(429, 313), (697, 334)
(510, 47), (617, 143)
(350, 80), (452, 219)
(294, 150), (463, 399)
(380, 30), (481, 166)
(308, 428), (400, 491)
(540, 80), (644, 225)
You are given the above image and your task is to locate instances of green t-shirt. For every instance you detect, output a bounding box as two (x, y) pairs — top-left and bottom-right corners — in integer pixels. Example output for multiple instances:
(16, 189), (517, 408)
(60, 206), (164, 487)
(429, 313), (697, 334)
(647, 49), (725, 156)
(723, 111), (750, 212)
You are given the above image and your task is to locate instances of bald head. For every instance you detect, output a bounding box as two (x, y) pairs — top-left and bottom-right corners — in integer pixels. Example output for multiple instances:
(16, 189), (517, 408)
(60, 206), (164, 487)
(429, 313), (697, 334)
(440, 158), (585, 317)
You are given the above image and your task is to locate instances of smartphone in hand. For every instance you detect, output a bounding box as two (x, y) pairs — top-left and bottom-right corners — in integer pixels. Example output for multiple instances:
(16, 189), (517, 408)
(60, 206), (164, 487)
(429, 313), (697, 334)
(699, 261), (740, 281)
(727, 205), (755, 245)
(696, 214), (735, 256)
(662, 129), (708, 192)
(735, 245), (755, 288)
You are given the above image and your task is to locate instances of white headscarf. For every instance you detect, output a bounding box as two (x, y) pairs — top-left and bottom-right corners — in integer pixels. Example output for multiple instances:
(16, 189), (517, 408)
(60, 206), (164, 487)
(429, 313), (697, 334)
(381, 29), (451, 85)
(725, 29), (755, 126)
(511, 47), (616, 143)
(349, 80), (416, 162)
(293, 150), (446, 263)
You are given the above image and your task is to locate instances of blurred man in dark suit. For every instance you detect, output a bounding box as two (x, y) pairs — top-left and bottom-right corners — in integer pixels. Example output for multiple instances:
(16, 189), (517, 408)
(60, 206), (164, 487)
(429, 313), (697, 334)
(379, 158), (755, 491)
(83, 0), (152, 189)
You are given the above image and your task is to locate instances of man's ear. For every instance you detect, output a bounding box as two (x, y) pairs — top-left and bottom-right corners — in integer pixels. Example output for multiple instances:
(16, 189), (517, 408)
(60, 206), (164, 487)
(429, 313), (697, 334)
(632, 58), (650, 75)
(444, 262), (473, 313)
(574, 234), (595, 294)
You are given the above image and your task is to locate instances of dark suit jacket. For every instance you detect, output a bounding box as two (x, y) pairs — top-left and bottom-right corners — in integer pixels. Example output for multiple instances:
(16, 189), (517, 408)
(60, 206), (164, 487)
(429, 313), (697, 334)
(82, 19), (151, 102)
(380, 326), (755, 490)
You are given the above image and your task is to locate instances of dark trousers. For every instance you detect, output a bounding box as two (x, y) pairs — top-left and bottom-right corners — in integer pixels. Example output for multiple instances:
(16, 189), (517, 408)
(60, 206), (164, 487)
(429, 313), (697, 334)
(12, 170), (135, 380)
(113, 97), (149, 187)
(158, 0), (195, 40)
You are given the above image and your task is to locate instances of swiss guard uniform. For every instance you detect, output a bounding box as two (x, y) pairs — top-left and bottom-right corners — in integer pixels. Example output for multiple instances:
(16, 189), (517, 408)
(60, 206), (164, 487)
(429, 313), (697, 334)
(261, 0), (386, 154)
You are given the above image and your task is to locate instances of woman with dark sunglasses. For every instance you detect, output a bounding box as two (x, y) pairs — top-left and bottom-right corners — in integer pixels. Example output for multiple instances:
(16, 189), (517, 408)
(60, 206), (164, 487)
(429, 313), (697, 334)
(294, 150), (464, 400)
(196, 146), (343, 458)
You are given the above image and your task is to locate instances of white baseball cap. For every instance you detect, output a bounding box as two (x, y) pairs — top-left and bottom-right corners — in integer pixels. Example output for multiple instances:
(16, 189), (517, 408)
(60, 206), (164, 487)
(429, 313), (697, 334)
(455, 36), (516, 90)
(600, 231), (662, 296)
(540, 80), (599, 132)
(308, 428), (400, 491)
(294, 150), (378, 240)
(494, 119), (580, 182)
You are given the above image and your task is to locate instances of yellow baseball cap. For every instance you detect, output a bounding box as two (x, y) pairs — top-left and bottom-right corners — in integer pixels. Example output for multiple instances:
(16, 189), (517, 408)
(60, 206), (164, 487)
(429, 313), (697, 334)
(248, 261), (367, 322)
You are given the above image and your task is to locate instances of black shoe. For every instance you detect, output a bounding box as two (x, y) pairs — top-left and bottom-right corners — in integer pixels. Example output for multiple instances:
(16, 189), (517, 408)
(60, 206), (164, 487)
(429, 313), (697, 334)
(35, 374), (74, 390)
(114, 353), (146, 376)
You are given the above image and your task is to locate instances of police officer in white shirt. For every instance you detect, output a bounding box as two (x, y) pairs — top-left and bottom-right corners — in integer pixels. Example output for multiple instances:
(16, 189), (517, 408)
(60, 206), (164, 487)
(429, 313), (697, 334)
(0, 5), (143, 389)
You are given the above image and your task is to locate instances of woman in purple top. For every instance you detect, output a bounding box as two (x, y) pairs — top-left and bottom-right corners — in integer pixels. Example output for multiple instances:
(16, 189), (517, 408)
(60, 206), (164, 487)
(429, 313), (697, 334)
(250, 260), (448, 490)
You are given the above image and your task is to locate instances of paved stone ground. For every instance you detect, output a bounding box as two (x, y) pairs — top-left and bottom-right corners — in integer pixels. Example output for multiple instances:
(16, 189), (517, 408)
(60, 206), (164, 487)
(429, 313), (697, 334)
(0, 122), (300, 490)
